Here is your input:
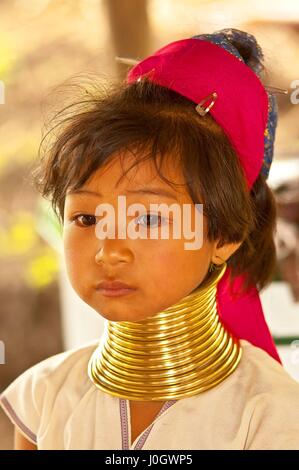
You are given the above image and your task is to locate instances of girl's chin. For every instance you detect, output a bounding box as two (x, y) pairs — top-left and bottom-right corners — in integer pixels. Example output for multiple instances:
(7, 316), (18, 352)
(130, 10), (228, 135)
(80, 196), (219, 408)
(97, 309), (154, 323)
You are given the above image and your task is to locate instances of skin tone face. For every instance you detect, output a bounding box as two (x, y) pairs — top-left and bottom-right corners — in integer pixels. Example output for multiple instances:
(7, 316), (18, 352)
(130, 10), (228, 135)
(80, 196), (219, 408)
(63, 150), (241, 322)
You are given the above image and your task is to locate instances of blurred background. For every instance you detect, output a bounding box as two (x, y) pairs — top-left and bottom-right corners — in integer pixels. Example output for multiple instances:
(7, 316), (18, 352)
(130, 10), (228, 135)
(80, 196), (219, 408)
(1, 0), (299, 449)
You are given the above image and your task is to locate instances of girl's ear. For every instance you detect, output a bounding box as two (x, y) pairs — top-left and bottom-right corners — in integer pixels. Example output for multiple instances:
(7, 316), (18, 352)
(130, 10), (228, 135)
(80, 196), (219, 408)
(211, 240), (243, 265)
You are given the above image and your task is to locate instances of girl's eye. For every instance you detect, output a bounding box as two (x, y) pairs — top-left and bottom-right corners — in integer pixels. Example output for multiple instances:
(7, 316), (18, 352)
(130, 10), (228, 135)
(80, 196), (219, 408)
(135, 213), (165, 228)
(71, 213), (168, 229)
(72, 214), (96, 227)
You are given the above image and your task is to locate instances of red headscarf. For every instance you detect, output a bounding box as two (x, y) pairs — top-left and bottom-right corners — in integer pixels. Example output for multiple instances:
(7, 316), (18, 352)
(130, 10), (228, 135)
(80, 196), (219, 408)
(126, 33), (281, 362)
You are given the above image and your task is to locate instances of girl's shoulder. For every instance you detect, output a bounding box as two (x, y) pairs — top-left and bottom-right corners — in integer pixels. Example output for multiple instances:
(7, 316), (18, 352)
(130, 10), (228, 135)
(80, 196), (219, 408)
(0, 339), (99, 446)
(236, 340), (299, 449)
(239, 339), (299, 390)
(2, 338), (99, 394)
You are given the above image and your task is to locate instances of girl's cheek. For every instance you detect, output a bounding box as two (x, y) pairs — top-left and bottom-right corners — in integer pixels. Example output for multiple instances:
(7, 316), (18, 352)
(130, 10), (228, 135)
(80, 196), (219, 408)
(63, 232), (85, 263)
(152, 249), (178, 270)
(63, 225), (86, 247)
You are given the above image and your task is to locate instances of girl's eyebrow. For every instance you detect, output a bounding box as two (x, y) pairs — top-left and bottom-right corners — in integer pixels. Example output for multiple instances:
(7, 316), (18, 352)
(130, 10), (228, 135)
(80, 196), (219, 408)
(68, 187), (179, 201)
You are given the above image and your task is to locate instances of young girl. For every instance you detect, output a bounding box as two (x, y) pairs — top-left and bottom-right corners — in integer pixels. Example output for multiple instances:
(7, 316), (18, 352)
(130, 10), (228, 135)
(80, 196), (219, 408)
(1, 28), (299, 450)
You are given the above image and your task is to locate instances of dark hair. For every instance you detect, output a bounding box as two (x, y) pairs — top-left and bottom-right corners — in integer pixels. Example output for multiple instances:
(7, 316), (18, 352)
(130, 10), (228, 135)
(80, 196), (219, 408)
(31, 37), (277, 297)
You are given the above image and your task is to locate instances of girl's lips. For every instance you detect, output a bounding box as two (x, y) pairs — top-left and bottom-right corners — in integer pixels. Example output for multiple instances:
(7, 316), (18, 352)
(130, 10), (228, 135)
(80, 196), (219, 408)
(96, 280), (136, 290)
(97, 287), (137, 297)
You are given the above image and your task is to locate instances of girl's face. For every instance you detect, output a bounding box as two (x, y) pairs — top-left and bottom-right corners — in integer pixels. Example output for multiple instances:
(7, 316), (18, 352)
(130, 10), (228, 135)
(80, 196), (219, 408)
(63, 151), (218, 322)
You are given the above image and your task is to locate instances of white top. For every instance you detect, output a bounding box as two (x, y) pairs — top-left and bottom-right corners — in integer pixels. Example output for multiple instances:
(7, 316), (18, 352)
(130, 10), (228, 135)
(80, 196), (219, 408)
(1, 339), (299, 450)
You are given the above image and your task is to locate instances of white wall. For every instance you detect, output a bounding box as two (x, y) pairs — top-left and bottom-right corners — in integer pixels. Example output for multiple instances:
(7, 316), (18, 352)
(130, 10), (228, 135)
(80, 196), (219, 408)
(261, 282), (299, 381)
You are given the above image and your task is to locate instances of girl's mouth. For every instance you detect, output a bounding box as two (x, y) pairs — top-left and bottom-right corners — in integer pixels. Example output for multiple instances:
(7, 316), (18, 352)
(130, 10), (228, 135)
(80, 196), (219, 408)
(97, 287), (137, 297)
(95, 280), (137, 297)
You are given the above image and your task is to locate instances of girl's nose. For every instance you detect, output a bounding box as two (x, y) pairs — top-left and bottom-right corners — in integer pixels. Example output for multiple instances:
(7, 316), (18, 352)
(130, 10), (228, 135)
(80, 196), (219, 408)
(95, 240), (134, 266)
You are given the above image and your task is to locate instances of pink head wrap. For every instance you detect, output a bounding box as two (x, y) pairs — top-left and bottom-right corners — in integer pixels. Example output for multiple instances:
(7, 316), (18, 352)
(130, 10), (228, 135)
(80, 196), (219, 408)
(126, 31), (281, 362)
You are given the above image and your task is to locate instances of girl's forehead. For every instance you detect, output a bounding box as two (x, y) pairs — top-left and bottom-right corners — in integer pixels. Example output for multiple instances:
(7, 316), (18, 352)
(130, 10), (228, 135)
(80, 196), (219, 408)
(83, 151), (187, 195)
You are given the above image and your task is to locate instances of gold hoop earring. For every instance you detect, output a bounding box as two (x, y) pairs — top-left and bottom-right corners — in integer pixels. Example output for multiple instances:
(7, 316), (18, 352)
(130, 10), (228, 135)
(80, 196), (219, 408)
(209, 262), (216, 273)
(209, 255), (226, 272)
